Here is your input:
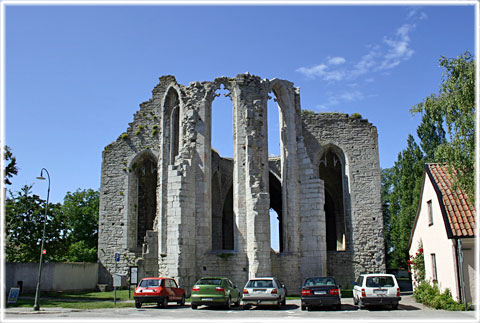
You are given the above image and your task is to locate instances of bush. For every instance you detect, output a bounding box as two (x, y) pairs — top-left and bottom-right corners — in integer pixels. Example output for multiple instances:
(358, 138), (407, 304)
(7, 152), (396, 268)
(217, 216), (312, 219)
(413, 280), (466, 311)
(301, 109), (315, 116)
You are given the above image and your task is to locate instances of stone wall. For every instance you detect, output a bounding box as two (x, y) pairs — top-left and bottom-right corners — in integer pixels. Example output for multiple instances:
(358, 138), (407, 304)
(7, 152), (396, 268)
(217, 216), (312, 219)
(6, 262), (98, 292)
(302, 112), (386, 287)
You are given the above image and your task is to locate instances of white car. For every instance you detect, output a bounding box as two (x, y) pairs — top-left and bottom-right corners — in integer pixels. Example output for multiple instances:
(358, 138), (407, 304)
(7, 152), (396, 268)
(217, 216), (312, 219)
(242, 277), (287, 309)
(352, 273), (401, 310)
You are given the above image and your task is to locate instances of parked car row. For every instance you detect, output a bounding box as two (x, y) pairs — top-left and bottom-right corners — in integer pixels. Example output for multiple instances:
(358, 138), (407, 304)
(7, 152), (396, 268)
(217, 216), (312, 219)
(133, 273), (401, 311)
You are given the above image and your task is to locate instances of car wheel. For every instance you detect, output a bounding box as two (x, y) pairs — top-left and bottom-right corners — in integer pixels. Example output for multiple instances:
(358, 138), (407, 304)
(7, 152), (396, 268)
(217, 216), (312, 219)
(301, 303), (306, 311)
(358, 298), (364, 310)
(353, 297), (358, 305)
(161, 297), (168, 308)
(191, 304), (198, 310)
(178, 295), (185, 306)
(335, 304), (341, 311)
(392, 303), (398, 310)
(135, 301), (142, 309)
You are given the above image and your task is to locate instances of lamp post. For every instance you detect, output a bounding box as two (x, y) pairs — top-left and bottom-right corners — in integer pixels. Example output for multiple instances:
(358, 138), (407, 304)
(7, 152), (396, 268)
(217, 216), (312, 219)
(33, 168), (50, 311)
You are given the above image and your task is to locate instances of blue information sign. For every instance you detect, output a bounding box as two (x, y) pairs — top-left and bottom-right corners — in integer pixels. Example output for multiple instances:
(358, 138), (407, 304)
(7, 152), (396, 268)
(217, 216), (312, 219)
(115, 253), (120, 262)
(8, 287), (20, 303)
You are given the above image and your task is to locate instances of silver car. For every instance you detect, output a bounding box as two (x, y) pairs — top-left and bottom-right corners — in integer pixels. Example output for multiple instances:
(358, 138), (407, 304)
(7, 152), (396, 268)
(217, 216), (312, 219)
(242, 277), (287, 309)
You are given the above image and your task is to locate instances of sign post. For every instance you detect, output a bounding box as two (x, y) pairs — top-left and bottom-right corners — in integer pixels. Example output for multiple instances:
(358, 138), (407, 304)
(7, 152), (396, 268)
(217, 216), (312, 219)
(129, 266), (138, 299)
(114, 253), (120, 305)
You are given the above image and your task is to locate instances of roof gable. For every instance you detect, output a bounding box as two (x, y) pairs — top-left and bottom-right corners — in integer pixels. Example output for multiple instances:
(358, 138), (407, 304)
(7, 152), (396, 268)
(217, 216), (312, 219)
(425, 163), (476, 238)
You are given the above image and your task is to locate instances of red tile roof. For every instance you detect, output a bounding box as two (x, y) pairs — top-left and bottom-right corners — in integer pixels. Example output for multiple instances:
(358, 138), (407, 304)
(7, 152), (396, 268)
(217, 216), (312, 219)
(426, 163), (476, 238)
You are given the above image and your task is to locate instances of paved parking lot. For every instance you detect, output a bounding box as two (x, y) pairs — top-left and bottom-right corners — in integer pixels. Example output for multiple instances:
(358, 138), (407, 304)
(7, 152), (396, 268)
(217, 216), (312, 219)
(4, 295), (477, 322)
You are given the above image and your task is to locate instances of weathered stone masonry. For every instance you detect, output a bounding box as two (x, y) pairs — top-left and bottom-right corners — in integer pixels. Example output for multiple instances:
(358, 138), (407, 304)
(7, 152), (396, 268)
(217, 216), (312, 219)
(98, 74), (385, 293)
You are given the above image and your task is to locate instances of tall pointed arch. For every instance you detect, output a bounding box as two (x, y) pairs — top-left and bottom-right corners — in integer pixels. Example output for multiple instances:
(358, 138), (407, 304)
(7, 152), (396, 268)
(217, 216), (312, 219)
(318, 145), (348, 251)
(163, 86), (182, 165)
(127, 150), (158, 251)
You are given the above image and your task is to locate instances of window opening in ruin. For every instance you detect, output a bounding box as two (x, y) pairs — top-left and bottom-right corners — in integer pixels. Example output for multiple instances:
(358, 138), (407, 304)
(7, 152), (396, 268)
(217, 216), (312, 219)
(325, 191), (337, 251)
(319, 148), (346, 251)
(165, 88), (180, 165)
(222, 186), (234, 250)
(211, 173), (234, 250)
(211, 172), (222, 249)
(211, 84), (233, 158)
(270, 209), (280, 252)
(136, 155), (157, 249)
(170, 105), (180, 163)
(269, 172), (283, 253)
(267, 92), (281, 157)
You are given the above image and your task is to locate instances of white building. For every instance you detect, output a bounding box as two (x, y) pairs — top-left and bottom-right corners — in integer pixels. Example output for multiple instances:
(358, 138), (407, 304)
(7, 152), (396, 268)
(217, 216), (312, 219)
(409, 163), (476, 305)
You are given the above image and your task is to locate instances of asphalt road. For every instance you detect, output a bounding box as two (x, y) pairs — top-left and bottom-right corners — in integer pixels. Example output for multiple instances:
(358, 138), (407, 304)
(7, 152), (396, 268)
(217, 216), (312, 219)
(4, 295), (477, 322)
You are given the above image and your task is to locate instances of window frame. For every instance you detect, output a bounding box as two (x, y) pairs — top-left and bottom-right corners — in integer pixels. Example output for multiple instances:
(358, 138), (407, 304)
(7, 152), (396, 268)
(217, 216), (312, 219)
(427, 200), (433, 226)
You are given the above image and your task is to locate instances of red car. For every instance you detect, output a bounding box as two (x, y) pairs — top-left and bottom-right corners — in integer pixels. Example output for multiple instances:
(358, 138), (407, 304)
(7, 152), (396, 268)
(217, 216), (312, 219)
(134, 277), (186, 308)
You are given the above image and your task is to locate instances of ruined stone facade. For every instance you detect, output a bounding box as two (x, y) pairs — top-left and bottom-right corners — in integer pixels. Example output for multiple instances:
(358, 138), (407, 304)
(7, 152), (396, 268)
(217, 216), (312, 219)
(98, 74), (385, 293)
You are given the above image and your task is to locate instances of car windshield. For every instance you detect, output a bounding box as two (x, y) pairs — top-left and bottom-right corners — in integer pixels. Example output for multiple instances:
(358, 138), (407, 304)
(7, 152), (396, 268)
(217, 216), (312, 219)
(139, 279), (161, 287)
(366, 276), (395, 288)
(304, 277), (336, 286)
(246, 280), (274, 288)
(197, 278), (222, 285)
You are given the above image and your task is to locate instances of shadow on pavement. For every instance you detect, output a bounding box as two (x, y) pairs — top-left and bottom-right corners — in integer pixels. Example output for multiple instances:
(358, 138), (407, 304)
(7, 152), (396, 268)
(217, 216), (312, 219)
(246, 304), (299, 311)
(306, 304), (357, 312)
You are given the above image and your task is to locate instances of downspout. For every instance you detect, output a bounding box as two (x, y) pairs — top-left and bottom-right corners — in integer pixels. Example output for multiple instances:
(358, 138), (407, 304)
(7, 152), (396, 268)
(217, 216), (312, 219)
(456, 238), (467, 310)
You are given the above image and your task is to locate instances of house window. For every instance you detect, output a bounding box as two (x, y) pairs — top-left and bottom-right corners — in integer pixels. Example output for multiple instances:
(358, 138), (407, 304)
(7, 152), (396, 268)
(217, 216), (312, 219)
(427, 200), (433, 226)
(431, 253), (438, 282)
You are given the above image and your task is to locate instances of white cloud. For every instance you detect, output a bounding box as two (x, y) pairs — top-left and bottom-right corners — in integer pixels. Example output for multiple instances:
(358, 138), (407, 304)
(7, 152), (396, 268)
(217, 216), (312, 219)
(407, 7), (428, 21)
(351, 46), (380, 78)
(379, 23), (415, 70)
(296, 61), (347, 82)
(315, 90), (366, 109)
(327, 56), (346, 65)
(296, 8), (426, 83)
(324, 70), (346, 81)
(295, 64), (328, 79)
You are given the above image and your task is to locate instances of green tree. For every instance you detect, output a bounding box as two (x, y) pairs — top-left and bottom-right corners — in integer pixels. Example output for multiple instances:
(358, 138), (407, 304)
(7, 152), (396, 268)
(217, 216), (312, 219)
(61, 189), (99, 262)
(387, 135), (425, 269)
(416, 111), (446, 162)
(4, 146), (18, 185)
(411, 51), (475, 202)
(381, 167), (396, 256)
(384, 52), (473, 270)
(5, 185), (68, 262)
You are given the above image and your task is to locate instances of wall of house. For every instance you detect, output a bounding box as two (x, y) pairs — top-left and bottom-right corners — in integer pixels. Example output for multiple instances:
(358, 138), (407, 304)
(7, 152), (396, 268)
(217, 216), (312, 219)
(461, 238), (476, 304)
(409, 176), (460, 301)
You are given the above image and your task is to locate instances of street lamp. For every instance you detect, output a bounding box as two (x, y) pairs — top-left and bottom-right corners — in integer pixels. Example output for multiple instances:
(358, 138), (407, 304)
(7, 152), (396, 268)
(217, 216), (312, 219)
(33, 168), (50, 311)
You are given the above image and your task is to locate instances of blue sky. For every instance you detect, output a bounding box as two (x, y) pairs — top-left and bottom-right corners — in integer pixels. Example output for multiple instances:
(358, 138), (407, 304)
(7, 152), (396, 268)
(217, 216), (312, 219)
(4, 2), (476, 210)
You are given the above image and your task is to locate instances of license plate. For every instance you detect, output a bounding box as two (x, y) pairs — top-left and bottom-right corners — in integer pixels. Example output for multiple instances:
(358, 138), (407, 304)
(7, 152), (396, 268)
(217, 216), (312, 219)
(374, 289), (387, 295)
(314, 291), (326, 295)
(143, 289), (154, 292)
(202, 298), (213, 301)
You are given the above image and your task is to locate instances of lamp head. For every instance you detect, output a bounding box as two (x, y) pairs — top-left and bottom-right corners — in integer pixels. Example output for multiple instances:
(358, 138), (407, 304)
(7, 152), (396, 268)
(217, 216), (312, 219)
(37, 169), (46, 180)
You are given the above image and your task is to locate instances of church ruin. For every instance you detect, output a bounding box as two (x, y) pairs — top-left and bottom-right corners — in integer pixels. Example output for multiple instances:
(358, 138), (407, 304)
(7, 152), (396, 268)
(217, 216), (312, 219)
(98, 74), (385, 292)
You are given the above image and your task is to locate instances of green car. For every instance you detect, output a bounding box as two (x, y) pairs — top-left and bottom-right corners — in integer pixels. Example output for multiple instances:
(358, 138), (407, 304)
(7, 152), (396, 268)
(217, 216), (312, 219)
(191, 277), (242, 309)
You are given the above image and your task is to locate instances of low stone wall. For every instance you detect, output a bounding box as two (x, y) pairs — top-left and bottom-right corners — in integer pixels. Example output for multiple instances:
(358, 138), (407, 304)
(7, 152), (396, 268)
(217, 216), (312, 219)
(5, 262), (98, 293)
